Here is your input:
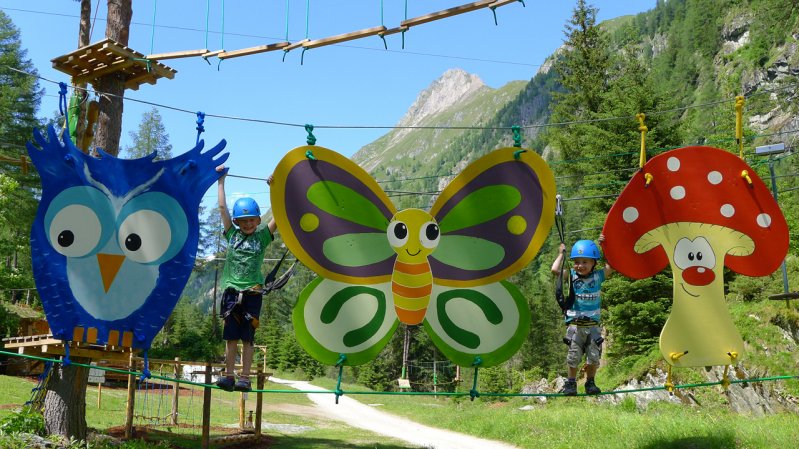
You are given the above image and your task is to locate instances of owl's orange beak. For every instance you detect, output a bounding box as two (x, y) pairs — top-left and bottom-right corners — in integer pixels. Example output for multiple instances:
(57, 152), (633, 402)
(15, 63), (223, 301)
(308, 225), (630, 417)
(97, 253), (125, 293)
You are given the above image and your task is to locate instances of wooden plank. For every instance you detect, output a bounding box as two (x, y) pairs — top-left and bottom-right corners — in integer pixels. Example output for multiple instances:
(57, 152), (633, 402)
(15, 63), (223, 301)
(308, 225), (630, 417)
(379, 25), (409, 37)
(41, 344), (133, 362)
(283, 39), (310, 52)
(303, 25), (387, 49)
(146, 49), (209, 60)
(202, 49), (225, 58)
(401, 0), (494, 27)
(218, 42), (291, 59)
(489, 0), (519, 8)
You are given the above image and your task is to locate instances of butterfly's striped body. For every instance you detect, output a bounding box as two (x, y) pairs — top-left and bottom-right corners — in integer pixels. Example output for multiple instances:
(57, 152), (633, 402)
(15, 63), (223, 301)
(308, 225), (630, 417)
(392, 259), (433, 325)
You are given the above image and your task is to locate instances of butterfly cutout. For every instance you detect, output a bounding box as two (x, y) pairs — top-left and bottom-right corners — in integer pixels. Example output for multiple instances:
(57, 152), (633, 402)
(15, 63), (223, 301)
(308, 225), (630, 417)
(270, 146), (555, 367)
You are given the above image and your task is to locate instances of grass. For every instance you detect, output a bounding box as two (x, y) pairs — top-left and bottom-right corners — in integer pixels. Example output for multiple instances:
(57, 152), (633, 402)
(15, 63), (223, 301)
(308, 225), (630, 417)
(0, 374), (418, 449)
(305, 373), (799, 449)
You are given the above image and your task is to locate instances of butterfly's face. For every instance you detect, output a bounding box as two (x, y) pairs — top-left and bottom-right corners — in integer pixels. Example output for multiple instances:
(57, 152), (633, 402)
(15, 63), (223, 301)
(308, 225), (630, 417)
(387, 209), (440, 263)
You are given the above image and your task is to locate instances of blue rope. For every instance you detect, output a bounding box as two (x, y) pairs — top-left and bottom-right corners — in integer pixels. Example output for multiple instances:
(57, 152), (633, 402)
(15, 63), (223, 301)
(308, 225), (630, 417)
(62, 343), (71, 367)
(196, 111), (206, 144)
(141, 350), (152, 381)
(58, 82), (69, 129)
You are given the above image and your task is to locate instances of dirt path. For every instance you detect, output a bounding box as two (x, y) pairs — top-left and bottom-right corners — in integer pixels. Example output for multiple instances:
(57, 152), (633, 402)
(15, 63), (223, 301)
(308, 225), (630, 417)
(270, 377), (520, 449)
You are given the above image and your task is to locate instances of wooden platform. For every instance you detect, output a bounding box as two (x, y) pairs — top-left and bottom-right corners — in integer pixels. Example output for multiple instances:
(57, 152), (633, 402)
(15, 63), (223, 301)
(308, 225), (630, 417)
(51, 38), (176, 91)
(2, 333), (137, 363)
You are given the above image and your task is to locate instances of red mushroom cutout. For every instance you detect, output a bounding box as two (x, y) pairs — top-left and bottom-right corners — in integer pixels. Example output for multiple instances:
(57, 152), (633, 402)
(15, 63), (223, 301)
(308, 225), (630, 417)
(603, 146), (789, 368)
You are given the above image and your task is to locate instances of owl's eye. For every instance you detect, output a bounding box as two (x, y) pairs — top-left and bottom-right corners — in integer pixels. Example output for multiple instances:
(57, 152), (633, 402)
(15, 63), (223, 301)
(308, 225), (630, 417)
(117, 210), (172, 263)
(419, 221), (440, 249)
(387, 221), (409, 247)
(48, 205), (102, 257)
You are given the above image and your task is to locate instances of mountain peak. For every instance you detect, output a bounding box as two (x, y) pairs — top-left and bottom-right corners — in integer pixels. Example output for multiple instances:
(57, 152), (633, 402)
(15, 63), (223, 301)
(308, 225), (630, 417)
(397, 69), (486, 128)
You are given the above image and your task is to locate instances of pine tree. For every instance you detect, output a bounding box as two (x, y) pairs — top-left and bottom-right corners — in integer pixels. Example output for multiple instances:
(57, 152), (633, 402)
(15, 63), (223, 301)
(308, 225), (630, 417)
(0, 10), (42, 304)
(124, 107), (173, 160)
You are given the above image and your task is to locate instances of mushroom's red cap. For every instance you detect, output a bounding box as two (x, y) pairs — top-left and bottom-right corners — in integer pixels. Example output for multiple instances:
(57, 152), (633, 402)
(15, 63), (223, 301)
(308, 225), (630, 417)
(602, 146), (789, 279)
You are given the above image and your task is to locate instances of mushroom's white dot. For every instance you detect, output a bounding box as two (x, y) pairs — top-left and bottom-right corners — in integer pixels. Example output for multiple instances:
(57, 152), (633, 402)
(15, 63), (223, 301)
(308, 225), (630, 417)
(623, 207), (639, 223)
(667, 157), (681, 171)
(670, 186), (686, 200)
(707, 171), (723, 185)
(720, 204), (735, 218)
(756, 213), (772, 228)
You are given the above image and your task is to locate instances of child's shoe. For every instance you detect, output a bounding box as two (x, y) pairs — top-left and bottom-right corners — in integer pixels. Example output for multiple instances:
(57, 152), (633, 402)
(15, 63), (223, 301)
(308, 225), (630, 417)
(560, 379), (577, 396)
(234, 376), (252, 392)
(216, 376), (235, 392)
(584, 379), (601, 395)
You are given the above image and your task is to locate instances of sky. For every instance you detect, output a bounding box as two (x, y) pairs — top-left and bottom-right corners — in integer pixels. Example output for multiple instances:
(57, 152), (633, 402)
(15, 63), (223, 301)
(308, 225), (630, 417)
(2, 1), (656, 211)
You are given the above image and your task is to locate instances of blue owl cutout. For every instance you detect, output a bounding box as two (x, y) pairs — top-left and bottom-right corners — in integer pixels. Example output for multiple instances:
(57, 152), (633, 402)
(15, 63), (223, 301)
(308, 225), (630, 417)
(27, 125), (229, 350)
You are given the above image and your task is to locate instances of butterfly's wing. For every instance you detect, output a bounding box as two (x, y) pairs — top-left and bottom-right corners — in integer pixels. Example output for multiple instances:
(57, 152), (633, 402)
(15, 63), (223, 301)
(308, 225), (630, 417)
(271, 146), (400, 365)
(424, 147), (555, 366)
(429, 147), (556, 286)
(293, 278), (398, 365)
(270, 145), (398, 284)
(424, 281), (529, 367)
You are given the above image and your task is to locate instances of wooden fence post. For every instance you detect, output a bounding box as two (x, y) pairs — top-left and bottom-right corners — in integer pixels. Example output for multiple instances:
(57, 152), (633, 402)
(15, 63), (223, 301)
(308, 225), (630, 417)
(172, 357), (180, 425)
(201, 363), (212, 449)
(255, 368), (264, 438)
(124, 352), (136, 439)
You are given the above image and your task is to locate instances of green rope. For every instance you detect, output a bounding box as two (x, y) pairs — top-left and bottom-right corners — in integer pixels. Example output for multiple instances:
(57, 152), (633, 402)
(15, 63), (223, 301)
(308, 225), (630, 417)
(511, 125), (522, 147)
(469, 356), (482, 401)
(402, 0), (408, 49)
(305, 123), (317, 146)
(305, 0), (310, 39)
(335, 354), (347, 404)
(2, 350), (797, 398)
(149, 0), (157, 55)
(204, 0), (211, 49)
(379, 0), (388, 49)
(285, 0), (290, 41)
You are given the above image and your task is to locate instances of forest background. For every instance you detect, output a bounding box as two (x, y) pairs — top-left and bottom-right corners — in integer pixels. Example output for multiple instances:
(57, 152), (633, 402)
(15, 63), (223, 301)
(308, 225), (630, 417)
(1, 0), (798, 398)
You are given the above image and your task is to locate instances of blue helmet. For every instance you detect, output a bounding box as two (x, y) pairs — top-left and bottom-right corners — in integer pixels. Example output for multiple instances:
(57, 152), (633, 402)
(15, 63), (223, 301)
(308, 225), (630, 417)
(570, 240), (600, 260)
(232, 197), (261, 219)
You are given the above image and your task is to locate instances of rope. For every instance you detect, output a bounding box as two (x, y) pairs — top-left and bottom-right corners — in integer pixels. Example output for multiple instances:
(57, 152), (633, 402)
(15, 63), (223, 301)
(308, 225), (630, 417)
(195, 111), (205, 145)
(204, 0), (211, 50)
(58, 82), (69, 134)
(149, 0), (157, 55)
(1, 348), (797, 397)
(12, 67), (799, 133)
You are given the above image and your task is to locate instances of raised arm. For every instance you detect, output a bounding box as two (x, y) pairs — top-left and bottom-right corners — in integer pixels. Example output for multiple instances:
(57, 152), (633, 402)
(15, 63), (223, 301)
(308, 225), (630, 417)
(216, 165), (233, 233)
(264, 174), (277, 234)
(598, 234), (614, 277)
(551, 242), (567, 275)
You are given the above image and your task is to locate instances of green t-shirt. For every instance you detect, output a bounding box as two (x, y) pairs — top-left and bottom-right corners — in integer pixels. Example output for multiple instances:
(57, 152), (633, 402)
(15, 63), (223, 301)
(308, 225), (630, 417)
(220, 224), (273, 291)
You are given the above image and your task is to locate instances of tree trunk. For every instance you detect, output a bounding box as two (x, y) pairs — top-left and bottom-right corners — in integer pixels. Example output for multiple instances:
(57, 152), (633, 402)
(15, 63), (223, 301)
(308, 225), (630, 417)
(93, 0), (132, 157)
(43, 359), (90, 441)
(73, 0), (92, 151)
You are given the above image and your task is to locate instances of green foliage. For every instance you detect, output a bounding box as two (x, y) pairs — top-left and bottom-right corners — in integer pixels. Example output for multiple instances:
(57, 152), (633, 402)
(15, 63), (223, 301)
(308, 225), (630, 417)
(0, 407), (45, 436)
(123, 107), (172, 160)
(603, 275), (672, 359)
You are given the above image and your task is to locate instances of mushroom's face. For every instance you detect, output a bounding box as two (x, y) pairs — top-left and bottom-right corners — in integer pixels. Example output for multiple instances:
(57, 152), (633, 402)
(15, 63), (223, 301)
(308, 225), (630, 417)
(634, 222), (755, 296)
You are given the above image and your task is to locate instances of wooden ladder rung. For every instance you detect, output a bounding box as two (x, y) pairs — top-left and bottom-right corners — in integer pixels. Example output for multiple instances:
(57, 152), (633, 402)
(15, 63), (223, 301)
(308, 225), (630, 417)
(146, 49), (209, 60)
(202, 49), (225, 58)
(283, 39), (310, 52)
(488, 0), (519, 8)
(379, 25), (409, 37)
(401, 0), (494, 28)
(218, 42), (291, 60)
(303, 26), (387, 49)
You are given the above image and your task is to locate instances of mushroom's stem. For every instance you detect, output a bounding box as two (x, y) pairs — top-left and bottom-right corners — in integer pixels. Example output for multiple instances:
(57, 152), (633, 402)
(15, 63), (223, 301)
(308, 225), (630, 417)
(660, 272), (745, 368)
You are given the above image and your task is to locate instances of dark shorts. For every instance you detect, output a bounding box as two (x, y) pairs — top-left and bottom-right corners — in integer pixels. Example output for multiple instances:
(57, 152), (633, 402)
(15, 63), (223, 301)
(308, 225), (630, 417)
(221, 288), (263, 343)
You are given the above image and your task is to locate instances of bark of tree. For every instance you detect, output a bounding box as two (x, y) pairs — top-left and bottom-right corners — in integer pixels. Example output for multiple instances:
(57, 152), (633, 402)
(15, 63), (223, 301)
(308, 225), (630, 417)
(73, 0), (92, 152)
(93, 0), (132, 156)
(43, 359), (90, 441)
